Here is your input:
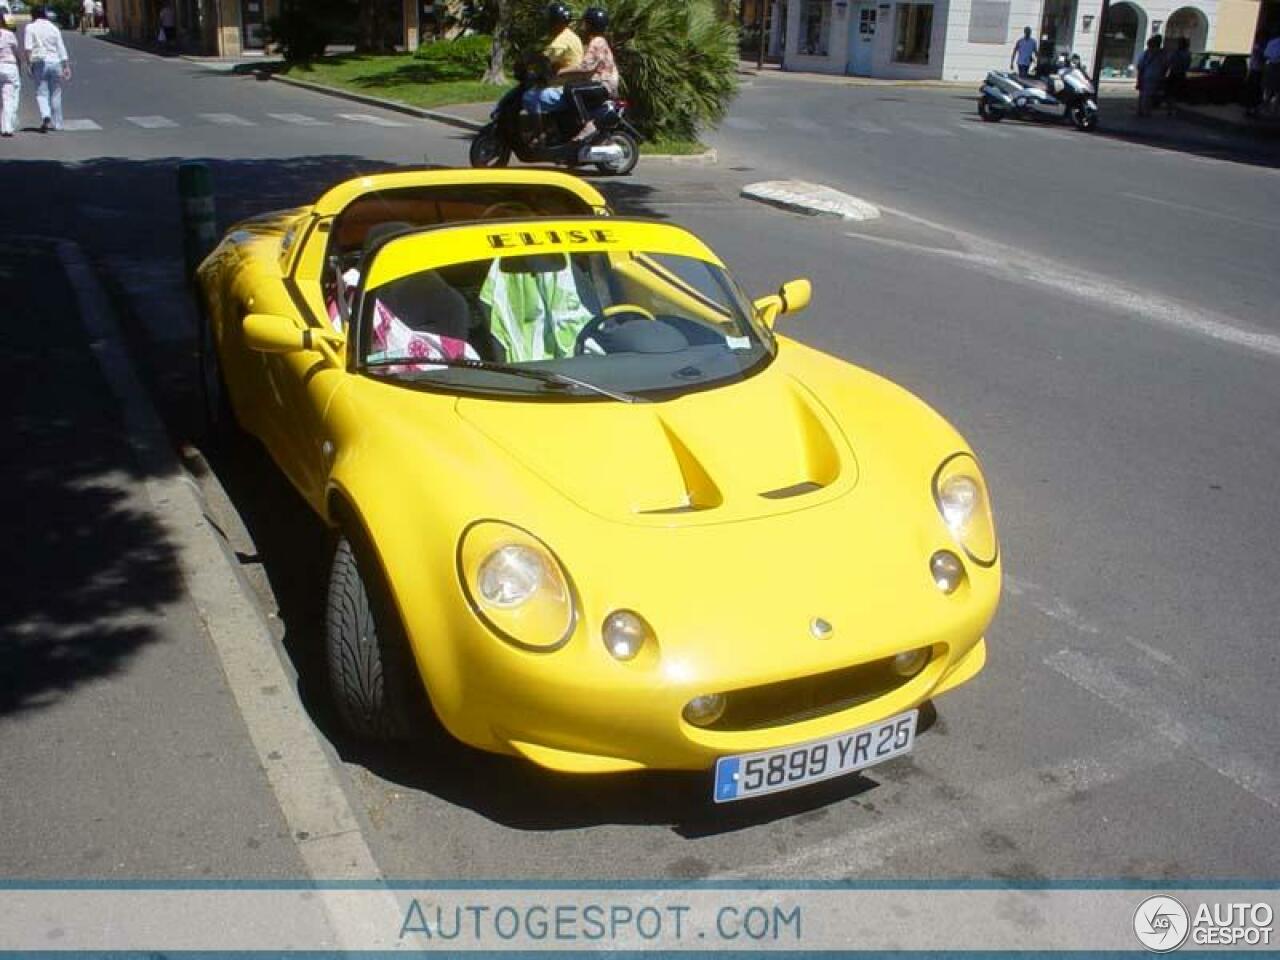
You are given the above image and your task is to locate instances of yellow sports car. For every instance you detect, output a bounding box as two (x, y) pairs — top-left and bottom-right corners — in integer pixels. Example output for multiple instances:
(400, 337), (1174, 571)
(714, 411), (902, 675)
(197, 168), (1000, 803)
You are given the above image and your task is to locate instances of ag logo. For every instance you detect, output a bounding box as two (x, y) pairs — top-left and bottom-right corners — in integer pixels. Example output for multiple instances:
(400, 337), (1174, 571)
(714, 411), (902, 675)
(1133, 895), (1190, 952)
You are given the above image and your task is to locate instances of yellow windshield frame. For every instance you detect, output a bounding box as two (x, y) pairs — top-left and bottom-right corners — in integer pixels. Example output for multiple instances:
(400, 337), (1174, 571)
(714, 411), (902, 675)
(363, 219), (725, 291)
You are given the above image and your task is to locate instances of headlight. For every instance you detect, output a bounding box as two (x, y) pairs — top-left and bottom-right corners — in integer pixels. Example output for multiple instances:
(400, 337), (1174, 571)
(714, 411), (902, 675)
(459, 522), (575, 650)
(932, 453), (997, 566)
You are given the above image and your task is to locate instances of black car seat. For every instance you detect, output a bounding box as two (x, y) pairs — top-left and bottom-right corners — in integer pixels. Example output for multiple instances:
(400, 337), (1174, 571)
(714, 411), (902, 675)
(374, 270), (473, 347)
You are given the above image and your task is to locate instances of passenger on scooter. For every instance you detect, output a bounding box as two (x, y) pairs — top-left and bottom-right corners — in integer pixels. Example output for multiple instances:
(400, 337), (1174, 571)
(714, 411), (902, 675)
(522, 2), (583, 139)
(557, 7), (619, 145)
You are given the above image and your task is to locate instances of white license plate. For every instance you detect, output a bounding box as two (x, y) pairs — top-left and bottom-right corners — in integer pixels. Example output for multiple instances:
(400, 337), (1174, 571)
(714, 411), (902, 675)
(712, 709), (917, 803)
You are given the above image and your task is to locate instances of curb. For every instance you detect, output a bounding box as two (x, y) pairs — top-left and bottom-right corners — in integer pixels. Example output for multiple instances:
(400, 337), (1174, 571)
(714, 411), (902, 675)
(55, 238), (395, 899)
(1172, 103), (1280, 140)
(264, 71), (486, 131)
(741, 180), (880, 221)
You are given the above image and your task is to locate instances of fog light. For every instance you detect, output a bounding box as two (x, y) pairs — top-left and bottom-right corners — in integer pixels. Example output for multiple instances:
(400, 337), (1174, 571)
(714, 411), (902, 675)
(892, 648), (930, 678)
(602, 609), (652, 661)
(930, 550), (965, 594)
(682, 693), (726, 727)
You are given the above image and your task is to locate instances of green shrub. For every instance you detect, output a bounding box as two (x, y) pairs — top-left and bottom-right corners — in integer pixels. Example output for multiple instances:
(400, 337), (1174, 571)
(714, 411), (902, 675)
(411, 33), (492, 80)
(505, 0), (738, 141)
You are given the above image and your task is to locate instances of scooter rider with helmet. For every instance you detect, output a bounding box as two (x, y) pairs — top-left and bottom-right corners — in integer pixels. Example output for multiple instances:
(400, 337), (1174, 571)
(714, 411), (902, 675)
(557, 6), (619, 147)
(522, 2), (583, 139)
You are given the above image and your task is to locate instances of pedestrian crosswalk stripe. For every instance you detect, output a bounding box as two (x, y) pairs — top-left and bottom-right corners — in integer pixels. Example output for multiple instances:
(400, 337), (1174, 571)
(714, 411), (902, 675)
(787, 117), (824, 132)
(843, 118), (890, 133)
(956, 119), (1013, 138)
(900, 120), (954, 136)
(723, 116), (767, 131)
(268, 113), (331, 126)
(199, 112), (257, 126)
(337, 112), (409, 127)
(61, 118), (103, 131)
(125, 115), (179, 128)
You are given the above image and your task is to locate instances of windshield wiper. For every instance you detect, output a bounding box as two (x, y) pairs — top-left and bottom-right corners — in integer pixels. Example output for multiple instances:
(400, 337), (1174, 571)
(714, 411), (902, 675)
(364, 356), (642, 404)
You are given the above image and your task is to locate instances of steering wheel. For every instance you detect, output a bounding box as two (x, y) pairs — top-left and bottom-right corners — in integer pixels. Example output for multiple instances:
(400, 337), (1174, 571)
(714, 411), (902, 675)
(479, 201), (537, 220)
(573, 305), (658, 356)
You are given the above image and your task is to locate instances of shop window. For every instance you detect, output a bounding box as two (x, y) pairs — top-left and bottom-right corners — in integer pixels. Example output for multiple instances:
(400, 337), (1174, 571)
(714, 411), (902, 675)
(800, 0), (832, 55)
(893, 2), (933, 63)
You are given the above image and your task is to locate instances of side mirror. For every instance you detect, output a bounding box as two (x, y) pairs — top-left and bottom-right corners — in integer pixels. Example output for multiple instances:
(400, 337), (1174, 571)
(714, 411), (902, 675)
(753, 278), (812, 329)
(243, 313), (341, 354)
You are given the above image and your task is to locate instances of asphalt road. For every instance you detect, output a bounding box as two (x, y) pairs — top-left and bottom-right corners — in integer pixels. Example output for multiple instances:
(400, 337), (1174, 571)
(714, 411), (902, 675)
(3, 34), (1278, 883)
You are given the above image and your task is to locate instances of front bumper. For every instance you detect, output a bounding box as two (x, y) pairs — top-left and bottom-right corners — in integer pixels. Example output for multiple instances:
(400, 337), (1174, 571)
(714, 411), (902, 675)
(427, 620), (989, 773)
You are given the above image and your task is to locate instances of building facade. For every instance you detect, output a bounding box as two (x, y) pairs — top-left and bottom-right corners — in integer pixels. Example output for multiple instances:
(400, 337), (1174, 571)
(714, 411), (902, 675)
(781, 0), (1244, 81)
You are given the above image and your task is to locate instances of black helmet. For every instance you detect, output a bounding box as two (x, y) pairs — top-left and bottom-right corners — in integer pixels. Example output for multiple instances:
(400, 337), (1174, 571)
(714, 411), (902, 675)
(583, 6), (608, 31)
(545, 2), (572, 27)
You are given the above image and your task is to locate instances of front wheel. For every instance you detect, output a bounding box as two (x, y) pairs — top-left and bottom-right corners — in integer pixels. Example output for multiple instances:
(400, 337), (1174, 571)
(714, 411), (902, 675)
(595, 130), (639, 176)
(1070, 104), (1098, 131)
(326, 533), (425, 741)
(978, 98), (1003, 122)
(469, 123), (511, 168)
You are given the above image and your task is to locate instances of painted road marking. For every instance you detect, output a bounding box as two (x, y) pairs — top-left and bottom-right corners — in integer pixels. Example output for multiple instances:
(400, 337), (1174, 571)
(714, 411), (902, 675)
(125, 115), (178, 128)
(723, 116), (767, 131)
(955, 118), (1012, 138)
(899, 120), (954, 136)
(336, 112), (409, 127)
(843, 117), (890, 133)
(61, 118), (103, 131)
(268, 112), (331, 126)
(1121, 191), (1280, 233)
(712, 734), (1177, 879)
(1047, 647), (1280, 810)
(787, 116), (826, 133)
(199, 112), (257, 126)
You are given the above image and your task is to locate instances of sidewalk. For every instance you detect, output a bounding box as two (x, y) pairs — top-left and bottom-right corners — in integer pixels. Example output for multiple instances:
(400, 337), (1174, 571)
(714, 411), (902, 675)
(0, 237), (305, 878)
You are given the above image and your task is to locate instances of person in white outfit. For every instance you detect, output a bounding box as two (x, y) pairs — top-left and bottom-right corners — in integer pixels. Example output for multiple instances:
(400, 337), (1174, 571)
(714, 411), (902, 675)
(0, 12), (20, 137)
(23, 5), (70, 132)
(80, 0), (94, 32)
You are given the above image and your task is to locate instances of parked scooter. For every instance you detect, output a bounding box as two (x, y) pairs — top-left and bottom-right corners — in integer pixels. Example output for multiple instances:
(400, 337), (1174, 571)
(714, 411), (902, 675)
(469, 68), (642, 176)
(979, 54), (1099, 130)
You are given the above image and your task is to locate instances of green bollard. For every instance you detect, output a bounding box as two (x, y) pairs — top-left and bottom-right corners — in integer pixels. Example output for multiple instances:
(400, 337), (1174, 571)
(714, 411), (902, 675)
(178, 161), (218, 281)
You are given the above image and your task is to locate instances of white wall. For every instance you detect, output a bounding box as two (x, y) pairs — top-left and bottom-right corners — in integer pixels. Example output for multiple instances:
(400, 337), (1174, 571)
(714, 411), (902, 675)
(939, 0), (1045, 80)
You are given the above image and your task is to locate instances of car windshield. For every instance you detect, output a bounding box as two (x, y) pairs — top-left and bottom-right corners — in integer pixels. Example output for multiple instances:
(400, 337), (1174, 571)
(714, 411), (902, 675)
(357, 247), (773, 401)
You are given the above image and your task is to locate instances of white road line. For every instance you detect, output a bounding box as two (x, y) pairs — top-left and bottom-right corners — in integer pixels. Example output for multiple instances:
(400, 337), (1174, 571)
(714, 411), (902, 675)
(843, 117), (890, 134)
(91, 57), (114, 63)
(61, 118), (102, 131)
(199, 112), (257, 126)
(125, 115), (178, 128)
(1121, 191), (1280, 233)
(787, 116), (826, 133)
(57, 239), (402, 945)
(723, 116), (767, 131)
(955, 119), (1013, 138)
(711, 735), (1177, 879)
(1046, 647), (1280, 810)
(268, 112), (331, 126)
(899, 119), (954, 136)
(127, 56), (149, 62)
(844, 205), (1280, 361)
(336, 112), (409, 127)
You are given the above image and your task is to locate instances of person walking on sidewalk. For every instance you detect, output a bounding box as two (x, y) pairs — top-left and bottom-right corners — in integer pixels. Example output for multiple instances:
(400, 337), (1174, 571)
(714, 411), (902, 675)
(1264, 31), (1280, 115)
(1011, 26), (1037, 77)
(1135, 34), (1167, 117)
(0, 12), (20, 138)
(23, 6), (69, 133)
(79, 0), (94, 33)
(157, 0), (175, 50)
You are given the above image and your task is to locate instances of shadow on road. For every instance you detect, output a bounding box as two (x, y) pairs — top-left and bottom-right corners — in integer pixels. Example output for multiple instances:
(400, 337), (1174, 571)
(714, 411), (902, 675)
(0, 237), (183, 717)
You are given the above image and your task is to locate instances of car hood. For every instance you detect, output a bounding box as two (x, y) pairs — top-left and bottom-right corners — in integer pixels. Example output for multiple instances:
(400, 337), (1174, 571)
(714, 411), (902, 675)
(455, 369), (859, 526)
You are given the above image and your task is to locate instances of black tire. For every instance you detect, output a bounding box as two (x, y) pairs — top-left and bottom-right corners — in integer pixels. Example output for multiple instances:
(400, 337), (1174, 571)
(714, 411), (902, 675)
(1070, 104), (1098, 131)
(197, 305), (241, 448)
(326, 533), (425, 741)
(978, 98), (1003, 122)
(469, 124), (511, 168)
(595, 130), (639, 175)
